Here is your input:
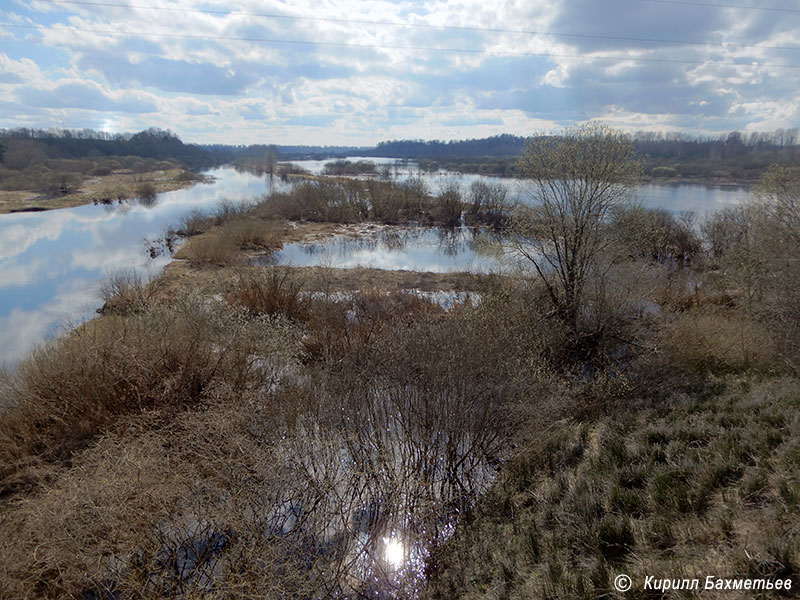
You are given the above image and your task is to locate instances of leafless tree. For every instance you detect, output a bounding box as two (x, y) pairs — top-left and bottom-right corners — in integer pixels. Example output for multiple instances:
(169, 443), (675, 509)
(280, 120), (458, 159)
(512, 122), (642, 334)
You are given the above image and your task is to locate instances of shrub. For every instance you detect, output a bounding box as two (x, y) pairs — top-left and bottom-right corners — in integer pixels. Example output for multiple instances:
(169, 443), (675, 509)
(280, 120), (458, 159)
(466, 180), (509, 229)
(651, 165), (677, 177)
(433, 180), (464, 226)
(213, 199), (250, 224)
(97, 270), (164, 315)
(172, 208), (211, 236)
(226, 269), (309, 321)
(219, 218), (278, 249)
(175, 169), (200, 182)
(135, 181), (157, 201)
(90, 165), (113, 176)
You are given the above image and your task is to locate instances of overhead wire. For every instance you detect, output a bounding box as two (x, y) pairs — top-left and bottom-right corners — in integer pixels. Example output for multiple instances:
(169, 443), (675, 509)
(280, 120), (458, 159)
(24, 0), (800, 52)
(3, 23), (800, 69)
(643, 0), (800, 14)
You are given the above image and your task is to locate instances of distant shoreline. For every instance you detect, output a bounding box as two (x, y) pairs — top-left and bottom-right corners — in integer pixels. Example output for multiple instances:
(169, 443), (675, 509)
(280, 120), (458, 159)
(0, 169), (209, 215)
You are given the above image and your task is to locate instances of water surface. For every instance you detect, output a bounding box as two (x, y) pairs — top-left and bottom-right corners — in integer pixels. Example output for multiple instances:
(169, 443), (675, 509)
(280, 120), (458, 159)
(0, 162), (750, 366)
(270, 227), (500, 273)
(0, 168), (278, 365)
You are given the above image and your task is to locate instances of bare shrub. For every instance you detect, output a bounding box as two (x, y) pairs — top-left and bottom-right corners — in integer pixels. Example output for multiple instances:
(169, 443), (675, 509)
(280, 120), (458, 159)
(219, 217), (278, 249)
(172, 208), (212, 236)
(0, 284), (549, 598)
(611, 205), (701, 265)
(367, 178), (430, 224)
(97, 270), (164, 315)
(466, 180), (508, 229)
(212, 199), (250, 225)
(302, 290), (446, 362)
(175, 169), (200, 182)
(90, 165), (112, 176)
(226, 268), (310, 321)
(256, 181), (364, 223)
(433, 179), (464, 227)
(135, 181), (157, 202)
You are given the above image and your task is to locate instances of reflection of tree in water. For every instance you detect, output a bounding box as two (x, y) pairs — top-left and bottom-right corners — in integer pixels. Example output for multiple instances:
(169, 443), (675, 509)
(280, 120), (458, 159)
(137, 194), (159, 208)
(437, 226), (472, 258)
(380, 230), (406, 251)
(108, 380), (503, 598)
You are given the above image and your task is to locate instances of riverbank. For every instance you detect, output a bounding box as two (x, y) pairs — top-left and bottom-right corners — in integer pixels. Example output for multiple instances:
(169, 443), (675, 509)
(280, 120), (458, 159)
(1, 171), (797, 599)
(0, 168), (209, 214)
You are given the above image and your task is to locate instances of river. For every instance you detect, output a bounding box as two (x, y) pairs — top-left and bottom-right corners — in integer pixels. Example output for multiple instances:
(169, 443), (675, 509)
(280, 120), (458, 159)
(0, 163), (750, 366)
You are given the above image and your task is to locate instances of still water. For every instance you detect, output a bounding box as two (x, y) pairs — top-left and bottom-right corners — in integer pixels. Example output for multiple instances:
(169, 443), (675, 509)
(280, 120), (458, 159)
(0, 168), (282, 365)
(0, 163), (749, 365)
(270, 227), (501, 273)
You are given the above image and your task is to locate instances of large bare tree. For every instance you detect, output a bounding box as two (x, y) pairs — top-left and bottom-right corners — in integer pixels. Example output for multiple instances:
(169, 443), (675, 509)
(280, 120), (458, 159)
(512, 123), (642, 333)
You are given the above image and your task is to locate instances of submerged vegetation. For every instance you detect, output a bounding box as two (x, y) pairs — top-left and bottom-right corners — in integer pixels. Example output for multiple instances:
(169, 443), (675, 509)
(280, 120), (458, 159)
(1, 125), (799, 598)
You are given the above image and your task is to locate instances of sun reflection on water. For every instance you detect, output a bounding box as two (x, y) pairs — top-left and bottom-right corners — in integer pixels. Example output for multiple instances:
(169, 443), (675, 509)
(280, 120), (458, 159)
(383, 535), (405, 569)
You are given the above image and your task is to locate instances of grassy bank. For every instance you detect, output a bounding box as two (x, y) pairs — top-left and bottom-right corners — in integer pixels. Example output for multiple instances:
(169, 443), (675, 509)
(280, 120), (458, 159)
(426, 376), (800, 599)
(0, 167), (206, 214)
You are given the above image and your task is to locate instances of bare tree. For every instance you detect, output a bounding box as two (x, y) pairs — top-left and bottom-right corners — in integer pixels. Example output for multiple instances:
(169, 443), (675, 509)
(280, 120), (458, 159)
(512, 123), (642, 334)
(755, 164), (800, 245)
(265, 145), (279, 180)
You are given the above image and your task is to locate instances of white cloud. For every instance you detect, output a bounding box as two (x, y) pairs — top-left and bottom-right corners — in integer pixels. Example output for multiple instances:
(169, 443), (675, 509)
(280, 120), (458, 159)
(0, 0), (797, 143)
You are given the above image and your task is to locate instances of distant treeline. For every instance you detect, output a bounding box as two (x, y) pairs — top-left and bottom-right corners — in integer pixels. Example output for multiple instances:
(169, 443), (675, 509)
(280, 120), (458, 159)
(367, 134), (526, 159)
(203, 143), (370, 161)
(371, 130), (800, 181)
(3, 127), (799, 182)
(0, 127), (227, 170)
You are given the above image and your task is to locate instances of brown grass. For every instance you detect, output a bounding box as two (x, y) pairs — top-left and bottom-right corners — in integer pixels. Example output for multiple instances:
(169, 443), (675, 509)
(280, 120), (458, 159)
(0, 295), (283, 496)
(657, 308), (776, 374)
(181, 233), (239, 265)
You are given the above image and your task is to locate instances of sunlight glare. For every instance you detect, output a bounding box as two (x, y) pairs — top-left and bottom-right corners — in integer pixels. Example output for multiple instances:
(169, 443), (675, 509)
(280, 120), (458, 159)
(384, 536), (405, 569)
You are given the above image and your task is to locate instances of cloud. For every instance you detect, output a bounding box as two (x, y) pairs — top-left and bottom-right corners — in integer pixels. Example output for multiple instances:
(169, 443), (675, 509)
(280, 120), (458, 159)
(17, 80), (158, 112)
(77, 53), (259, 95)
(3, 0), (798, 143)
(236, 100), (274, 120)
(442, 116), (503, 126)
(282, 114), (337, 127)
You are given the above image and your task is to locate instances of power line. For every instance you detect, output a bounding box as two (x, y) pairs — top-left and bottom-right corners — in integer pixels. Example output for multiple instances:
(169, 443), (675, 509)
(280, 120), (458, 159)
(5, 22), (800, 69)
(27, 0), (800, 52)
(644, 0), (800, 14)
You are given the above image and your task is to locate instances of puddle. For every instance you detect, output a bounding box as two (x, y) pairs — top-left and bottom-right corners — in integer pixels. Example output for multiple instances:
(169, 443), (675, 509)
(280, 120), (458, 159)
(263, 226), (502, 273)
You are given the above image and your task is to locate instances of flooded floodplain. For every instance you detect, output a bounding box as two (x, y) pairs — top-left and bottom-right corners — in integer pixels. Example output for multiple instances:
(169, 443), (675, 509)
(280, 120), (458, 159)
(1, 163), (749, 365)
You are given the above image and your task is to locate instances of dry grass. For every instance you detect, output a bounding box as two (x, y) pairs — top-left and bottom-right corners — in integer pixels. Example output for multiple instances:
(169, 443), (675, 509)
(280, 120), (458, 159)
(0, 168), (199, 214)
(0, 295), (289, 496)
(657, 308), (776, 374)
(181, 233), (239, 265)
(97, 270), (165, 315)
(0, 281), (549, 599)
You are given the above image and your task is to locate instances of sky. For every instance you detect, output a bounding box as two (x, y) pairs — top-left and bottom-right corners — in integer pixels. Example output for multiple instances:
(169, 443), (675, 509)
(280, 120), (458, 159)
(0, 0), (799, 145)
